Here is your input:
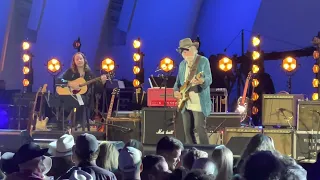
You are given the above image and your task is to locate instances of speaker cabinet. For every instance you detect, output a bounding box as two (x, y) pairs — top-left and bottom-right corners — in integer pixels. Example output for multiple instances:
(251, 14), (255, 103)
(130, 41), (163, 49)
(298, 100), (320, 131)
(262, 94), (304, 127)
(293, 131), (320, 161)
(142, 108), (185, 144)
(0, 130), (32, 152)
(107, 119), (141, 143)
(224, 127), (292, 156)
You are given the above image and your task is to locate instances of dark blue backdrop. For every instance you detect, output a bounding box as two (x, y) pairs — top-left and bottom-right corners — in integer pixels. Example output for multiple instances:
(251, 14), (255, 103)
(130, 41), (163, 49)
(0, 0), (319, 100)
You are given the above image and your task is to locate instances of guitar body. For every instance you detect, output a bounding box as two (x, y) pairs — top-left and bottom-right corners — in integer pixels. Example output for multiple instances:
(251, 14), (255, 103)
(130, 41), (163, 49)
(56, 78), (88, 95)
(236, 97), (252, 122)
(177, 72), (203, 112)
(235, 72), (253, 123)
(34, 117), (49, 131)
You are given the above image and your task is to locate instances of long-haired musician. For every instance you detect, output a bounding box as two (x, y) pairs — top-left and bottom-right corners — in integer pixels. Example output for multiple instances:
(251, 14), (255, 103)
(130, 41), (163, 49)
(61, 52), (107, 129)
(174, 38), (212, 145)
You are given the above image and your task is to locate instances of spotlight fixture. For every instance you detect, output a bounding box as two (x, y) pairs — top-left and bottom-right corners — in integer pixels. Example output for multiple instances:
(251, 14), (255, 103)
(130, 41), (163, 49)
(159, 57), (174, 72)
(218, 57), (232, 72)
(282, 56), (297, 72)
(47, 58), (62, 73)
(101, 58), (115, 72)
(132, 37), (144, 88)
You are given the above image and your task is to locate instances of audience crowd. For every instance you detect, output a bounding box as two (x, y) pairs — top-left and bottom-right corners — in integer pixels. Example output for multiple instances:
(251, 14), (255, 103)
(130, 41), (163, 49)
(0, 132), (314, 180)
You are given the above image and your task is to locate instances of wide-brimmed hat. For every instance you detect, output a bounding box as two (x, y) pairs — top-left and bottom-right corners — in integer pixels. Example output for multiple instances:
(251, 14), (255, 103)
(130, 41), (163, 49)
(176, 38), (199, 53)
(13, 143), (48, 164)
(48, 134), (75, 157)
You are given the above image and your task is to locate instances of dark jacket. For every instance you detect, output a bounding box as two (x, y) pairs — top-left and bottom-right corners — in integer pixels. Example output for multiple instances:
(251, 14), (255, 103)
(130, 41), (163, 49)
(60, 68), (104, 110)
(57, 162), (117, 180)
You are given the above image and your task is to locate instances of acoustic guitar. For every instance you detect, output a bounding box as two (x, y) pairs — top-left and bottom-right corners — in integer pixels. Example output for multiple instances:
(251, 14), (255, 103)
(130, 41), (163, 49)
(235, 71), (253, 122)
(56, 74), (112, 95)
(177, 71), (203, 112)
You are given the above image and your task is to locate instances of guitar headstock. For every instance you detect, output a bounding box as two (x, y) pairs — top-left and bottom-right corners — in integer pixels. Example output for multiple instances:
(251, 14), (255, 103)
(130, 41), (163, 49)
(41, 84), (48, 94)
(112, 88), (120, 95)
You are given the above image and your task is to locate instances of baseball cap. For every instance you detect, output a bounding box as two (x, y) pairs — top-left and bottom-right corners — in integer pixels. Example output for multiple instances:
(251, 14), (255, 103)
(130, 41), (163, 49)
(119, 147), (142, 172)
(75, 133), (99, 156)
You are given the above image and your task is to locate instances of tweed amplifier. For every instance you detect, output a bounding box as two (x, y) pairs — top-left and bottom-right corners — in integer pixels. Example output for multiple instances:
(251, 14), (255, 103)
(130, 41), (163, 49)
(293, 131), (320, 161)
(224, 127), (293, 156)
(262, 94), (304, 127)
(298, 100), (320, 131)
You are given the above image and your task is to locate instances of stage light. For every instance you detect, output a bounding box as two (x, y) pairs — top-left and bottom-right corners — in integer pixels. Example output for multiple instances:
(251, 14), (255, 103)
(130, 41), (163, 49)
(252, 36), (261, 47)
(101, 58), (115, 72)
(252, 106), (259, 115)
(314, 51), (320, 59)
(160, 57), (174, 72)
(133, 66), (140, 74)
(252, 65), (260, 73)
(313, 64), (319, 73)
(133, 39), (141, 49)
(133, 79), (140, 87)
(22, 41), (30, 50)
(282, 56), (297, 72)
(73, 40), (81, 49)
(252, 92), (259, 101)
(218, 57), (232, 72)
(23, 79), (30, 87)
(47, 58), (61, 73)
(252, 51), (260, 60)
(312, 93), (319, 100)
(313, 78), (319, 88)
(23, 66), (30, 74)
(22, 54), (30, 62)
(252, 79), (259, 87)
(133, 53), (141, 62)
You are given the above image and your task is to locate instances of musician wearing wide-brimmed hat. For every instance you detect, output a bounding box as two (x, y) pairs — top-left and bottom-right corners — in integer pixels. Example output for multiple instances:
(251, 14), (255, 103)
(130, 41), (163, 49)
(174, 38), (212, 145)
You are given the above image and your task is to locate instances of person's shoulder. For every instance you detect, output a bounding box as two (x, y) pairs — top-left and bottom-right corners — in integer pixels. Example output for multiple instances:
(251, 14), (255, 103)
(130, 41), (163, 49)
(199, 55), (209, 62)
(90, 166), (116, 177)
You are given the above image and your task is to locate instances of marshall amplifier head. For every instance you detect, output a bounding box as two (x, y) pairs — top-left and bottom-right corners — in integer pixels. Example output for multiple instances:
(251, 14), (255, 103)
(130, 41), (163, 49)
(142, 107), (185, 144)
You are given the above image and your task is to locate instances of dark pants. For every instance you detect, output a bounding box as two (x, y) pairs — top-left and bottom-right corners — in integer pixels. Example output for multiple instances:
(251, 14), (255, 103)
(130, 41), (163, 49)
(75, 105), (90, 130)
(181, 109), (209, 144)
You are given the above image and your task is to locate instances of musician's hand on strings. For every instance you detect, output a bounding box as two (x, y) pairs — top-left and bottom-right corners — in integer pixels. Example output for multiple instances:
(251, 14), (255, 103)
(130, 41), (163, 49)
(174, 91), (182, 99)
(68, 82), (80, 90)
(191, 77), (204, 85)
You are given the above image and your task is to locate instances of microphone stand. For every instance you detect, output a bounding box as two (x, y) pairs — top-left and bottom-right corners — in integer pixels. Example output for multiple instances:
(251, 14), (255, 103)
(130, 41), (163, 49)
(160, 74), (169, 135)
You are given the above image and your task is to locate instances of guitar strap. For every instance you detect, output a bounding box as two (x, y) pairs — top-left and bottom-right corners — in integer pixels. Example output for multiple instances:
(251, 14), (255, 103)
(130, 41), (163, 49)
(186, 55), (201, 82)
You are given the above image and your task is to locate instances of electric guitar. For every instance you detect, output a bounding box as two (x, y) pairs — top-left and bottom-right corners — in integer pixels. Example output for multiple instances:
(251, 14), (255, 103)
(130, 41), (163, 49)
(235, 71), (253, 122)
(100, 88), (120, 137)
(56, 74), (113, 95)
(177, 71), (203, 112)
(27, 87), (42, 136)
(34, 84), (49, 131)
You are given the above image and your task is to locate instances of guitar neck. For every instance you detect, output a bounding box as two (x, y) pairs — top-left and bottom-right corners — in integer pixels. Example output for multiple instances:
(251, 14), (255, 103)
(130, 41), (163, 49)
(107, 95), (116, 118)
(80, 77), (101, 87)
(241, 80), (250, 104)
